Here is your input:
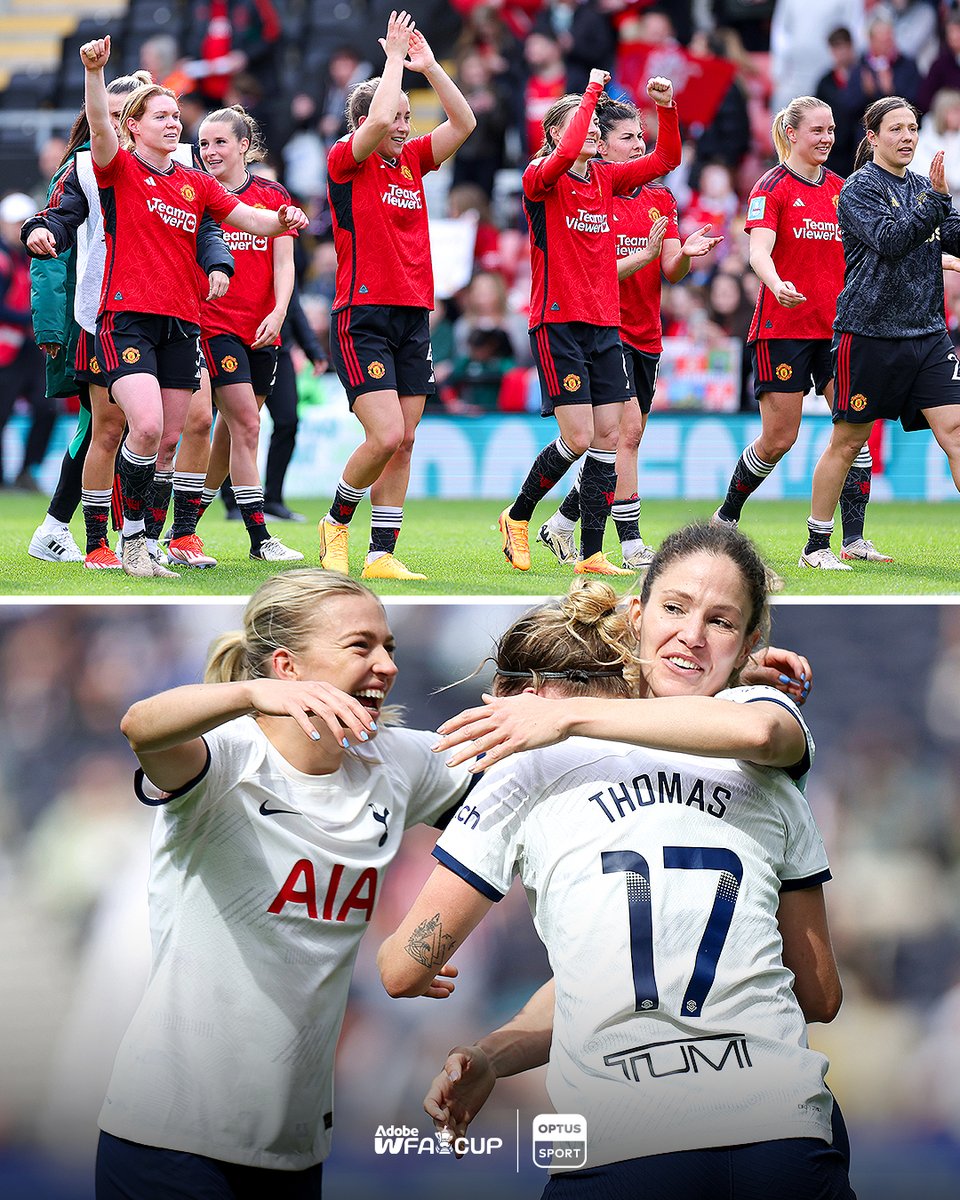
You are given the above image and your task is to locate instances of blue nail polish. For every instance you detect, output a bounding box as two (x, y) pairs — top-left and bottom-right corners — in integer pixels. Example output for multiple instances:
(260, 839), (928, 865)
(778, 674), (791, 684)
(310, 730), (321, 741)
(342, 737), (350, 748)
(369, 720), (378, 731)
(800, 672), (807, 681)
(359, 731), (369, 741)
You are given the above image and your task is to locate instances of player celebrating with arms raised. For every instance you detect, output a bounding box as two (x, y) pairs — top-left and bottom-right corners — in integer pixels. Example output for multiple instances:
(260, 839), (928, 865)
(80, 35), (306, 579)
(164, 104), (305, 567)
(716, 97), (891, 569)
(499, 70), (681, 575)
(320, 10), (476, 581)
(539, 94), (720, 570)
(800, 98), (960, 570)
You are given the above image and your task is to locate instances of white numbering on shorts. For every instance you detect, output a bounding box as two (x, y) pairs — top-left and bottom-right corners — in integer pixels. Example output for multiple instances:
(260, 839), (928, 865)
(602, 846), (743, 1017)
(948, 352), (960, 382)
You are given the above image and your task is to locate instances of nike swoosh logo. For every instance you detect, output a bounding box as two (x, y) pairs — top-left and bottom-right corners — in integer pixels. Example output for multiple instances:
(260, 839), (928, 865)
(259, 800), (300, 817)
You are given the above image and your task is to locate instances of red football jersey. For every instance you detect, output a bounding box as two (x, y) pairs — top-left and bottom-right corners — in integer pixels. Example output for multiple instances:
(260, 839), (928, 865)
(745, 164), (844, 342)
(614, 184), (680, 353)
(201, 173), (296, 344)
(523, 97), (680, 329)
(95, 149), (240, 324)
(327, 133), (438, 311)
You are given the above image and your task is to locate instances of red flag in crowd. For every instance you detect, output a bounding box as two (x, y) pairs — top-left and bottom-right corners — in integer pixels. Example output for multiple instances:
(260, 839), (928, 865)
(617, 42), (737, 130)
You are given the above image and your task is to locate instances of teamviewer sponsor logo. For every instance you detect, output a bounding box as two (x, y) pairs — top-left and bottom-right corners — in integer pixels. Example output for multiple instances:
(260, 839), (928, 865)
(146, 197), (197, 232)
(373, 1124), (504, 1157)
(532, 1114), (587, 1170)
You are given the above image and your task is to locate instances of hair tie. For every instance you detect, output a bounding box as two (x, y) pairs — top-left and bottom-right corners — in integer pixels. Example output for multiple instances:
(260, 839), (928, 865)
(495, 668), (624, 681)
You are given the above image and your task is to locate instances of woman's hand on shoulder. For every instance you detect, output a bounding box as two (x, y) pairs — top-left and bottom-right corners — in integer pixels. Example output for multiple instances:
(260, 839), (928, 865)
(433, 692), (571, 771)
(247, 678), (376, 744)
(742, 646), (812, 705)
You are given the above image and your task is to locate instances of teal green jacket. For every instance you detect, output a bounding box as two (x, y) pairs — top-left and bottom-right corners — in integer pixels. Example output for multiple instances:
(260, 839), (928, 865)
(28, 146), (83, 399)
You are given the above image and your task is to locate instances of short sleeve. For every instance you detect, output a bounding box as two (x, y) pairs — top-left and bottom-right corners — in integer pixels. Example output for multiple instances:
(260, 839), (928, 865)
(717, 684), (815, 782)
(412, 134), (438, 175)
(665, 193), (680, 240)
(201, 173), (241, 223)
(136, 719), (260, 819)
(93, 147), (129, 188)
(745, 181), (782, 233)
(327, 135), (362, 183)
(386, 728), (472, 829)
(432, 759), (531, 900)
(779, 797), (831, 890)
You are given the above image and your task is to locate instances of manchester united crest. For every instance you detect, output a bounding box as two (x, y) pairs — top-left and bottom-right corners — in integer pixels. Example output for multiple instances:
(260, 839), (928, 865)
(401, 165), (413, 181)
(181, 184), (196, 202)
(775, 363), (793, 381)
(221, 356), (238, 373)
(122, 347), (141, 365)
(90, 356), (101, 375)
(563, 374), (581, 392)
(850, 393), (867, 411)
(368, 361), (386, 380)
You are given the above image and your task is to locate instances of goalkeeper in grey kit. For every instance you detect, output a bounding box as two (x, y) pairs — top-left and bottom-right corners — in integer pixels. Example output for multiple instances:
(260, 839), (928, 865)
(800, 95), (960, 571)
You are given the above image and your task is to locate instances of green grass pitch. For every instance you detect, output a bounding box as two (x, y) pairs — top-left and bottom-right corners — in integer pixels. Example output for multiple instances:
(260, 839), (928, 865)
(3, 493), (959, 597)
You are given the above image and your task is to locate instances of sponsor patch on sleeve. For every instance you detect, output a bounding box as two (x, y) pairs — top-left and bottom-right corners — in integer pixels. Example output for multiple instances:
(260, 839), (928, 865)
(747, 195), (766, 221)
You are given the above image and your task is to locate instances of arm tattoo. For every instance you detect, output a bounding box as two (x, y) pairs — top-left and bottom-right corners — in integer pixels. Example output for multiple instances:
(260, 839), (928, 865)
(405, 912), (457, 968)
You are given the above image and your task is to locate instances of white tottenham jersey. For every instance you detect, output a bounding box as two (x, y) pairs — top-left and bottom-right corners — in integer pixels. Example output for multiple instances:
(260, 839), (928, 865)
(435, 686), (832, 1169)
(99, 717), (470, 1170)
(74, 143), (193, 333)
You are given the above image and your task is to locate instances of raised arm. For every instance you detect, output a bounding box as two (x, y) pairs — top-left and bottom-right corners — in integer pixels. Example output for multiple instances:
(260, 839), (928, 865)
(251, 233), (295, 350)
(378, 864), (493, 998)
(610, 80), (681, 192)
(404, 29), (477, 166)
(424, 980), (555, 1147)
(351, 9), (415, 164)
(525, 75), (605, 196)
(80, 36), (119, 168)
(121, 680), (375, 793)
(434, 691), (807, 773)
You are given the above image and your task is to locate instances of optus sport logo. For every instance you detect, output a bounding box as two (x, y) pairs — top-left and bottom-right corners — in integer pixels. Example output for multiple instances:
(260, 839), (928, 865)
(532, 1114), (587, 1169)
(373, 1124), (504, 1157)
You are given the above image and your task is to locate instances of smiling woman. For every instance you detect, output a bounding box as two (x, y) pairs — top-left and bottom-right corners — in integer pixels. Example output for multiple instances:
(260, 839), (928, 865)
(95, 569), (474, 1200)
(78, 33), (308, 581)
(377, 522), (853, 1198)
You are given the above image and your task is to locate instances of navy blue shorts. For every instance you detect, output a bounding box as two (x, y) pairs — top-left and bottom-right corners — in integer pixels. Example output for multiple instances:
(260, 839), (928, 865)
(622, 343), (660, 414)
(330, 304), (435, 407)
(752, 338), (833, 402)
(541, 1103), (855, 1200)
(833, 329), (960, 432)
(96, 1131), (324, 1200)
(202, 332), (279, 397)
(530, 322), (631, 415)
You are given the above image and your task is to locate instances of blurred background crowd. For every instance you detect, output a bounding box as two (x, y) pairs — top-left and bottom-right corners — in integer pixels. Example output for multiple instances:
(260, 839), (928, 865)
(0, 600), (959, 1197)
(10, 0), (960, 483)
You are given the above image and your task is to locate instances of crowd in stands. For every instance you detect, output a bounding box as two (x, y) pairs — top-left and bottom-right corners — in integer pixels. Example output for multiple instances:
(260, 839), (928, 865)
(9, 0), (960, 480)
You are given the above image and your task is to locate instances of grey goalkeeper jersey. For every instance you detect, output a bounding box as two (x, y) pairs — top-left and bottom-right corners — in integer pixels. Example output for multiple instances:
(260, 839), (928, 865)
(835, 161), (960, 339)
